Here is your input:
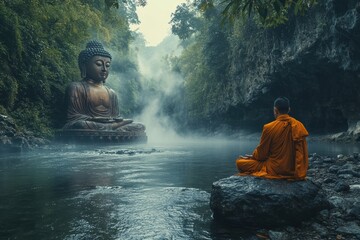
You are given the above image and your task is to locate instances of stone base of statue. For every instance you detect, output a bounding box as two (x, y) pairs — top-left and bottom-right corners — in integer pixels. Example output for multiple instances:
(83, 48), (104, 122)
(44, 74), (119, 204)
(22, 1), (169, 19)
(55, 129), (147, 144)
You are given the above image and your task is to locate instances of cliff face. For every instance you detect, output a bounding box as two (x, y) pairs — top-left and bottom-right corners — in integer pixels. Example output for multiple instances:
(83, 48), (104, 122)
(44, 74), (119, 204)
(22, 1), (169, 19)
(226, 0), (360, 140)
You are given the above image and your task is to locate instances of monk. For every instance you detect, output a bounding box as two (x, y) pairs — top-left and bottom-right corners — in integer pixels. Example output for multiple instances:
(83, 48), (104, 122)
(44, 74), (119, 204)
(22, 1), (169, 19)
(63, 40), (145, 133)
(236, 97), (309, 180)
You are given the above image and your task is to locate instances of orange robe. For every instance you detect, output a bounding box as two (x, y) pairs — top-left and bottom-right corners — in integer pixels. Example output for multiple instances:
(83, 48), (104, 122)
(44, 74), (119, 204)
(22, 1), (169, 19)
(236, 114), (309, 180)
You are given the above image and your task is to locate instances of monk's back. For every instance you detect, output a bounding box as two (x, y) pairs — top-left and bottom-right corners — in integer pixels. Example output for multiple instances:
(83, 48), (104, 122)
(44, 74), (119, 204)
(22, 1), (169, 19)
(236, 97), (309, 179)
(264, 118), (294, 176)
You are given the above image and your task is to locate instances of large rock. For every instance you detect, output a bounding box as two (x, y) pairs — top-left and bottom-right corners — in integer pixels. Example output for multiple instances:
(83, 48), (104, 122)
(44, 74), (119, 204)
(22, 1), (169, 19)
(210, 176), (329, 227)
(196, 0), (360, 137)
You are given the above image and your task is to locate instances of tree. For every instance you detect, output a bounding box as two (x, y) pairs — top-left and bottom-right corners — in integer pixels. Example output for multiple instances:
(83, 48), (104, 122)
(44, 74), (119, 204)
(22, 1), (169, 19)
(170, 3), (202, 40)
(0, 0), (145, 136)
(198, 0), (317, 27)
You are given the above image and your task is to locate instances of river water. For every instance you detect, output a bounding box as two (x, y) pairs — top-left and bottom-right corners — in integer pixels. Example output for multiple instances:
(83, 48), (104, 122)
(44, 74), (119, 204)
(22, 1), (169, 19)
(1, 137), (360, 239)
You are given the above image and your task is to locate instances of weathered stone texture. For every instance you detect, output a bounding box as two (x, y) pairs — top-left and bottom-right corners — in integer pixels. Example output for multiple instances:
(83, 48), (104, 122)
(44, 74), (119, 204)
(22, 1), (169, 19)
(210, 176), (329, 227)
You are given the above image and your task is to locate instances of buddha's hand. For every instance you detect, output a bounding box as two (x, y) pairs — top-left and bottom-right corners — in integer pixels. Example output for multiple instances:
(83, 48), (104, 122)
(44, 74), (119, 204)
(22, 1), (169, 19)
(90, 117), (115, 123)
(123, 119), (133, 124)
(113, 117), (124, 122)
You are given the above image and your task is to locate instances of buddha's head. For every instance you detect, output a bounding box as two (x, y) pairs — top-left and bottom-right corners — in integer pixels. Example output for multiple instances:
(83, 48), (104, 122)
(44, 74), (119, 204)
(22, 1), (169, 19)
(78, 40), (112, 83)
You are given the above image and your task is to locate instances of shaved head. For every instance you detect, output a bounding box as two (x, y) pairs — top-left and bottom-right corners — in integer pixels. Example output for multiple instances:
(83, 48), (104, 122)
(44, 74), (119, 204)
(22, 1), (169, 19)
(274, 97), (290, 114)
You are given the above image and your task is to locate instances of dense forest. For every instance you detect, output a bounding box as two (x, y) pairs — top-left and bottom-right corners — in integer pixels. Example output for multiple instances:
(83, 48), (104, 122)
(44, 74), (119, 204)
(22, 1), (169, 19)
(166, 0), (360, 140)
(1, 0), (359, 141)
(0, 0), (144, 137)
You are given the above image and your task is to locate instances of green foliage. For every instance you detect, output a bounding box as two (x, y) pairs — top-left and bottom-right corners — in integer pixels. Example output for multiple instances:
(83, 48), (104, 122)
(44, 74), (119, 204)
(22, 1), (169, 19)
(109, 58), (143, 116)
(198, 0), (317, 27)
(12, 102), (52, 137)
(170, 3), (202, 40)
(0, 0), (144, 136)
(0, 74), (18, 109)
(0, 105), (7, 115)
(169, 0), (318, 129)
(173, 10), (230, 127)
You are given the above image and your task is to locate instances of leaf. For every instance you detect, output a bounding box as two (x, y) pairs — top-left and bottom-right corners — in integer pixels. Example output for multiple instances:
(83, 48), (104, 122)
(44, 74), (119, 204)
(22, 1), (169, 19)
(279, 0), (286, 6)
(248, 1), (253, 17)
(273, 0), (282, 13)
(257, 6), (268, 19)
(242, 0), (253, 17)
(222, 0), (236, 15)
(199, 0), (214, 11)
(294, 1), (300, 15)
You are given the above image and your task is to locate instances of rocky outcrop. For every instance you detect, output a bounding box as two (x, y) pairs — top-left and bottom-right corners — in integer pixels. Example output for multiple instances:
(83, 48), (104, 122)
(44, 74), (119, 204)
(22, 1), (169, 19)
(210, 153), (360, 239)
(0, 114), (49, 152)
(224, 0), (360, 140)
(210, 176), (328, 227)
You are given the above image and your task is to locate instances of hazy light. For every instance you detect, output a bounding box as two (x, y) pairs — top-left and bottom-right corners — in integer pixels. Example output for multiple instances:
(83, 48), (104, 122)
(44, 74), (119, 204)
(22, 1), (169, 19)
(131, 0), (187, 46)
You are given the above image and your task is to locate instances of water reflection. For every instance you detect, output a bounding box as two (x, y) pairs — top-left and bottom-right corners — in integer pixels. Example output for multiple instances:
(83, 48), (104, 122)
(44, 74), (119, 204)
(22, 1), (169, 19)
(64, 186), (210, 239)
(1, 139), (360, 239)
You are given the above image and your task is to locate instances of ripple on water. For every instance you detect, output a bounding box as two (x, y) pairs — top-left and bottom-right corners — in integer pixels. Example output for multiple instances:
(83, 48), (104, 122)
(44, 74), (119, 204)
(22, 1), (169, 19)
(64, 186), (211, 240)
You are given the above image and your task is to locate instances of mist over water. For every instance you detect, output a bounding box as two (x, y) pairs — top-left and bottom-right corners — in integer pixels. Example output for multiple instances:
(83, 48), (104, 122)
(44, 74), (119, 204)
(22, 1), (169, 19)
(0, 142), (242, 239)
(2, 138), (360, 239)
(3, 23), (360, 240)
(133, 35), (186, 144)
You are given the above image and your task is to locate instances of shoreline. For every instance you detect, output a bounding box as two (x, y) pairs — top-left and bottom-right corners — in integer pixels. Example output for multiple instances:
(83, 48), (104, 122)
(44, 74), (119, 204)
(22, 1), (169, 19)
(1, 113), (360, 152)
(249, 153), (360, 239)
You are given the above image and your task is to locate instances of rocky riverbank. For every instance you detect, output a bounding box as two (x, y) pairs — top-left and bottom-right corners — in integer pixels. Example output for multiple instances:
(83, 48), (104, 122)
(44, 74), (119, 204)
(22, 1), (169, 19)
(0, 114), (49, 152)
(300, 153), (360, 239)
(212, 153), (360, 240)
(1, 113), (359, 239)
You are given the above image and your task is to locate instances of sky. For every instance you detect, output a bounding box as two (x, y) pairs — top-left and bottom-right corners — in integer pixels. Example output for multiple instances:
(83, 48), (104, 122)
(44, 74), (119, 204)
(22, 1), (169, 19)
(131, 0), (187, 46)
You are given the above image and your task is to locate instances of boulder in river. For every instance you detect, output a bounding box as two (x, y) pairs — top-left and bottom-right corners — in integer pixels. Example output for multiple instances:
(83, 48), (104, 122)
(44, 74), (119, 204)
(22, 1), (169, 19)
(210, 175), (329, 227)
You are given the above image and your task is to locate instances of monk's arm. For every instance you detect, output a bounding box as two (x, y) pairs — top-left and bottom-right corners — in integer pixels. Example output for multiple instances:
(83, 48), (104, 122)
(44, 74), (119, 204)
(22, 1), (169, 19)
(252, 126), (271, 161)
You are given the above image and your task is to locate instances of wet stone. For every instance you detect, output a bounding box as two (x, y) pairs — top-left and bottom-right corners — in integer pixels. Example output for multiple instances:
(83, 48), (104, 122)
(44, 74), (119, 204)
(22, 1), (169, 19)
(338, 169), (360, 177)
(312, 222), (328, 237)
(343, 156), (355, 162)
(323, 157), (334, 163)
(210, 176), (328, 227)
(338, 174), (353, 179)
(350, 185), (360, 191)
(319, 209), (330, 219)
(306, 169), (316, 175)
(328, 196), (348, 210)
(334, 181), (350, 192)
(331, 211), (343, 219)
(97, 148), (160, 155)
(328, 165), (340, 173)
(341, 163), (354, 170)
(324, 178), (336, 184)
(336, 222), (360, 236)
(312, 160), (322, 166)
(268, 230), (287, 240)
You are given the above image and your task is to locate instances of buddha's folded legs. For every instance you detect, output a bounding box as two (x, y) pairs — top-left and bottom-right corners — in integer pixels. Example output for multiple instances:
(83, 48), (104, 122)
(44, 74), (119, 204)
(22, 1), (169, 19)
(64, 120), (145, 132)
(65, 120), (109, 130)
(115, 122), (146, 132)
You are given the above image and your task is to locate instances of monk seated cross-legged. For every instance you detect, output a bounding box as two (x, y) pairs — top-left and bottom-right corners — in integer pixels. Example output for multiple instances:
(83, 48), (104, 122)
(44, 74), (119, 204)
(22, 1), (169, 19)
(236, 97), (309, 180)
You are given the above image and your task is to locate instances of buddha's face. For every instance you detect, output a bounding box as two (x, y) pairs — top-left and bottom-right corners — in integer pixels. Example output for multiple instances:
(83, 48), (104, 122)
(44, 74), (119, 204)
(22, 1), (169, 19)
(85, 56), (111, 83)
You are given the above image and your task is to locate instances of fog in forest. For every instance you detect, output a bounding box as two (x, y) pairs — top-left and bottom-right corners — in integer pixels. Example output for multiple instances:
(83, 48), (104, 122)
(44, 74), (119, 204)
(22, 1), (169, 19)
(132, 35), (186, 144)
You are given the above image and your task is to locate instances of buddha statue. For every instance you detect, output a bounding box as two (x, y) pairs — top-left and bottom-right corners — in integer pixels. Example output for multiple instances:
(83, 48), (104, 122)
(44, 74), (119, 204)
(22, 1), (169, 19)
(62, 40), (146, 135)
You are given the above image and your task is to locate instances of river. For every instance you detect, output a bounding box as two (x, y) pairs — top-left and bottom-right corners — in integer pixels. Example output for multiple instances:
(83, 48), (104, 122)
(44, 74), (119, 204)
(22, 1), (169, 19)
(1, 138), (360, 239)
